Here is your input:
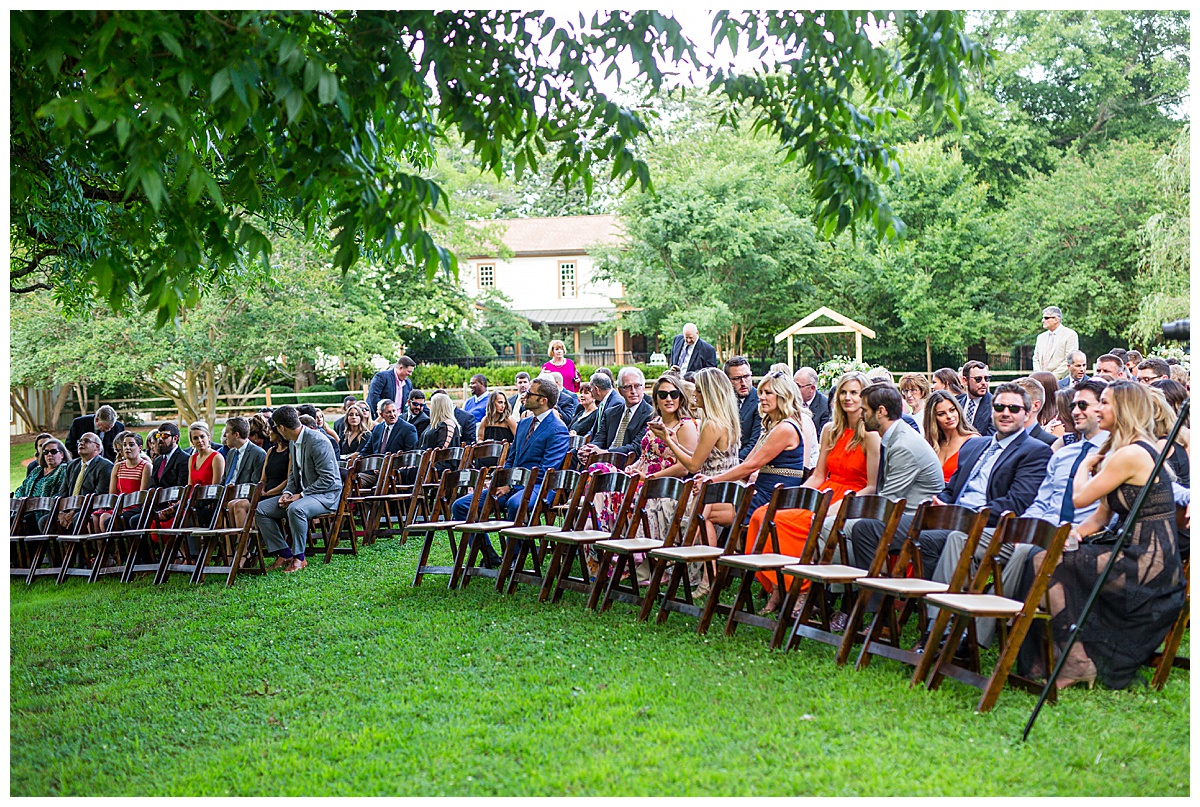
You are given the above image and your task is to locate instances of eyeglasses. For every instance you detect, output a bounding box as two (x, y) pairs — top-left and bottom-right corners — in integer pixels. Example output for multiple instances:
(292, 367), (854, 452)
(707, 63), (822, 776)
(992, 403), (1026, 414)
(617, 383), (644, 391)
(900, 388), (921, 396)
(728, 373), (752, 383)
(797, 382), (816, 390)
(970, 375), (991, 383)
(77, 438), (98, 445)
(1069, 400), (1093, 411)
(655, 389), (682, 400)
(525, 392), (546, 401)
(1042, 315), (1055, 320)
(43, 448), (62, 455)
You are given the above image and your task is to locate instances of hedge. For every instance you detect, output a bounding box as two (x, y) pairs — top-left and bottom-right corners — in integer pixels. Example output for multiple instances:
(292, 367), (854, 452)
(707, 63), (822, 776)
(411, 363), (664, 391)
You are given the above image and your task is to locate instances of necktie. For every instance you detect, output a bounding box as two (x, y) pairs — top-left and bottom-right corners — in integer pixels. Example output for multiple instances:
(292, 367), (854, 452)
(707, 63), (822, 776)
(72, 460), (87, 496)
(224, 448), (240, 484)
(527, 415), (540, 441)
(613, 406), (634, 447)
(156, 454), (166, 480)
(965, 397), (978, 427)
(382, 425), (391, 452)
(965, 440), (1001, 491)
(876, 445), (887, 490)
(680, 344), (692, 372)
(595, 395), (607, 426)
(1059, 442), (1096, 524)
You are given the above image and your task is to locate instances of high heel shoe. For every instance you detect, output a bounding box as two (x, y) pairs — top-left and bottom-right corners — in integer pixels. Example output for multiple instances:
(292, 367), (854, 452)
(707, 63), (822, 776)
(1055, 658), (1098, 690)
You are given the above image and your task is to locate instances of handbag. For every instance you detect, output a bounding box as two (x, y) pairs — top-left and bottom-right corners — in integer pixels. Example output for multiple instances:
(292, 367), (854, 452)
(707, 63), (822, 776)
(1081, 528), (1119, 546)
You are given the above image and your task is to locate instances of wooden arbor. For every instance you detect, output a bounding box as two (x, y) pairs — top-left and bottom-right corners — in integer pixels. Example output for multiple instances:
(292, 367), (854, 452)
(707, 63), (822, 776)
(775, 306), (877, 368)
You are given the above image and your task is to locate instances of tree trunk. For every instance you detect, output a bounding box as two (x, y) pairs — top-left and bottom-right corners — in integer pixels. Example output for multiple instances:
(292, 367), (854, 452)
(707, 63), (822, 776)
(74, 381), (88, 419)
(926, 335), (933, 376)
(204, 363), (217, 425)
(49, 384), (72, 432)
(10, 389), (37, 434)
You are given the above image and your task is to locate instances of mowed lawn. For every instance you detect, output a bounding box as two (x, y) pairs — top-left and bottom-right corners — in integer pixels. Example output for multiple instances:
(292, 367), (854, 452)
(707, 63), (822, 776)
(10, 529), (1189, 797)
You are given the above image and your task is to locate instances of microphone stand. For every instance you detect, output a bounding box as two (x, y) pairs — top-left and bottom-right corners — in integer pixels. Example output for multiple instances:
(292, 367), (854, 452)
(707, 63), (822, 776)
(1023, 398), (1189, 741)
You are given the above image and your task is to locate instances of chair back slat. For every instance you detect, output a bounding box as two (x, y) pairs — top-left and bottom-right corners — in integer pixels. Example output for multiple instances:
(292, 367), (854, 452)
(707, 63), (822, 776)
(838, 491), (899, 523)
(626, 478), (694, 549)
(749, 486), (833, 559)
(468, 441), (509, 469)
(588, 451), (629, 470)
(569, 434), (588, 451)
(911, 503), (986, 536)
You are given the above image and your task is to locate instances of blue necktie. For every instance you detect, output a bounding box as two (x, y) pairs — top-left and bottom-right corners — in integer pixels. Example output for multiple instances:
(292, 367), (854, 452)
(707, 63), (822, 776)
(1059, 442), (1096, 524)
(965, 440), (1001, 492)
(224, 448), (239, 484)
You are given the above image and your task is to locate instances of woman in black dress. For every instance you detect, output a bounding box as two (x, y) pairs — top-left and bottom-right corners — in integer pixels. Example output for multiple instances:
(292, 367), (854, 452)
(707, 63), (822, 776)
(338, 405), (371, 457)
(261, 422), (291, 497)
(422, 392), (463, 477)
(1027, 380), (1186, 689)
(569, 382), (599, 436)
(476, 390), (517, 443)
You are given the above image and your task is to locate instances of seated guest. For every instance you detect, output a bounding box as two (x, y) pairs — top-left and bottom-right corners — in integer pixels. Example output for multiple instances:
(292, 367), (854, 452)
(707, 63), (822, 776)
(221, 416), (268, 528)
(146, 423), (190, 502)
(749, 371), (882, 614)
(435, 390), (477, 446)
(1169, 363), (1188, 389)
(337, 405), (371, 457)
(367, 354), (415, 417)
(20, 433), (54, 483)
(404, 390), (431, 440)
(584, 372), (619, 438)
(899, 373), (932, 434)
(1136, 357), (1171, 385)
(1059, 350), (1089, 389)
(508, 372), (533, 417)
(297, 404), (341, 456)
(956, 360), (995, 437)
(478, 390), (518, 443)
(13, 437), (69, 532)
(1147, 382), (1190, 489)
(55, 432), (115, 529)
(65, 404), (125, 462)
(577, 367), (654, 463)
(451, 376), (570, 567)
(1051, 389), (1081, 447)
(544, 371), (578, 423)
(1025, 379), (1110, 528)
(186, 421), (226, 530)
(96, 431), (151, 532)
(248, 414), (272, 450)
(348, 399), (417, 462)
(568, 382), (599, 436)
(852, 382), (1051, 584)
(1108, 347), (1130, 374)
(1014, 377), (1056, 446)
(332, 395), (359, 438)
(463, 374), (491, 423)
(932, 367), (967, 396)
(255, 405), (343, 574)
(1030, 372), (1062, 426)
(1094, 353), (1126, 381)
(260, 422), (291, 499)
(421, 392), (464, 477)
(725, 358), (761, 462)
(925, 391), (977, 483)
(794, 366), (830, 438)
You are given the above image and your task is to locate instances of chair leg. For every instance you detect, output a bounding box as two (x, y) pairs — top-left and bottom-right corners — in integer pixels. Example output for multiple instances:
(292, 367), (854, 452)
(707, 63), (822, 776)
(835, 588), (870, 664)
(772, 576), (805, 650)
(656, 563), (686, 625)
(638, 559), (668, 622)
(911, 607), (955, 688)
(448, 530), (471, 590)
(697, 565), (731, 635)
(855, 594), (894, 670)
(56, 542), (79, 585)
(412, 533), (437, 587)
(723, 570), (756, 637)
(1151, 600), (1189, 690)
(538, 544), (566, 603)
(586, 550), (614, 611)
(496, 535), (518, 592)
(599, 554), (629, 614)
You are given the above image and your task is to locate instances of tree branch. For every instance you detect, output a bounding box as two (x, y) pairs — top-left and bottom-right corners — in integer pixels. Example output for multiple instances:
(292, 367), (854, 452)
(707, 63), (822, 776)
(11, 246), (59, 280)
(11, 281), (52, 294)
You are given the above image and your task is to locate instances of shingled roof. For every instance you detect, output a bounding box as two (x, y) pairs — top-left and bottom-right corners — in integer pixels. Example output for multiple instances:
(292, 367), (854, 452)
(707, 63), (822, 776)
(468, 214), (624, 258)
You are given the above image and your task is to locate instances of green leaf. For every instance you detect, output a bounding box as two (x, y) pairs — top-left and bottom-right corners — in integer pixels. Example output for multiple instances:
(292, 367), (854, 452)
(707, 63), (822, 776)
(210, 68), (231, 103)
(139, 169), (165, 212)
(318, 69), (338, 105)
(285, 88), (304, 123)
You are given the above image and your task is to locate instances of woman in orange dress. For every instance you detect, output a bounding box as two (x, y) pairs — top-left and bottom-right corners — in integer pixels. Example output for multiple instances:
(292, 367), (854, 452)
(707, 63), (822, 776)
(754, 371), (880, 614)
(923, 390), (977, 483)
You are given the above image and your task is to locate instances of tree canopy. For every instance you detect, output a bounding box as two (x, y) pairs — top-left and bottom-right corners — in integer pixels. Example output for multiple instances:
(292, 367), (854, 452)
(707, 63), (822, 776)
(11, 10), (984, 322)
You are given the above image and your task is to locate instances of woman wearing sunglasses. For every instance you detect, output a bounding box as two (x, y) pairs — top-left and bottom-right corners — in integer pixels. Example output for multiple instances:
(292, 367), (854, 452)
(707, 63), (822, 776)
(13, 437), (70, 533)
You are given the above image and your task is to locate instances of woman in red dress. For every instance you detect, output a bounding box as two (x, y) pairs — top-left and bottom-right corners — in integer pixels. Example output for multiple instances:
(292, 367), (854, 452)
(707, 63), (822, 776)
(96, 431), (152, 531)
(185, 421), (226, 529)
(923, 390), (977, 483)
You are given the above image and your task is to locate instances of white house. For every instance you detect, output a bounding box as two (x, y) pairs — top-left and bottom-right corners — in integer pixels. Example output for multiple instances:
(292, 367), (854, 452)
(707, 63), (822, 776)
(465, 214), (646, 364)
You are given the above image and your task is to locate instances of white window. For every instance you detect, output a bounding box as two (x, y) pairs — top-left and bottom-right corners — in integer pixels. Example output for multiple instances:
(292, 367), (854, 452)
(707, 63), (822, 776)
(559, 262), (576, 297)
(478, 264), (495, 288)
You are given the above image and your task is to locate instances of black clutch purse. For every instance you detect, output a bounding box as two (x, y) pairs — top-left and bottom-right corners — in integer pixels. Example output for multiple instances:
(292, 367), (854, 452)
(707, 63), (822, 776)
(1081, 528), (1119, 546)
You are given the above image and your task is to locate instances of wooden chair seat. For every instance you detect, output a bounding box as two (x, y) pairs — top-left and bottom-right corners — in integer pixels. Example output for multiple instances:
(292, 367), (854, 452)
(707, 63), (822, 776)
(595, 537), (662, 554)
(496, 470), (588, 596)
(718, 552), (799, 570)
(500, 524), (563, 539)
(455, 519), (516, 534)
(407, 519), (467, 533)
(782, 562), (868, 582)
(540, 471), (636, 603)
(412, 468), (488, 587)
(650, 544), (723, 561)
(925, 592), (1026, 617)
(856, 577), (949, 596)
(545, 528), (611, 543)
(451, 467), (539, 589)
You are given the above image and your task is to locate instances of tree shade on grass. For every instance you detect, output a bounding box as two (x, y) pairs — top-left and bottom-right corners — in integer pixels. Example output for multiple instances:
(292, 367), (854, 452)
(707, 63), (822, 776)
(10, 536), (1188, 796)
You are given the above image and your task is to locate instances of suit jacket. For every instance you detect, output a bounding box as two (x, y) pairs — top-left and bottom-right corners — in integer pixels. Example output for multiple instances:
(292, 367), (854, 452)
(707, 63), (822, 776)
(454, 406), (477, 446)
(1059, 374), (1089, 390)
(405, 406), (431, 441)
(737, 388), (762, 462)
(286, 427), (343, 500)
(556, 389), (579, 424)
(956, 391), (996, 437)
(938, 431), (1052, 526)
(366, 369), (413, 417)
(149, 447), (191, 489)
(877, 422), (943, 515)
(807, 391), (831, 438)
(224, 441), (267, 485)
(593, 399), (655, 459)
(1028, 423), (1056, 447)
(364, 419), (419, 455)
(669, 335), (718, 373)
(65, 415), (126, 463)
(1033, 325), (1079, 379)
(58, 456), (114, 498)
(506, 412), (571, 471)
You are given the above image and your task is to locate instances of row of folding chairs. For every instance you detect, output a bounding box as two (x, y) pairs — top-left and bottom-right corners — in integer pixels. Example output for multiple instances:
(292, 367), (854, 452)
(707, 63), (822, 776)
(403, 467), (1190, 712)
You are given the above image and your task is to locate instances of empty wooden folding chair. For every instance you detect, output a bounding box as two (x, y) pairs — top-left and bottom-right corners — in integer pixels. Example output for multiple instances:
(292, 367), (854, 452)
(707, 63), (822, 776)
(773, 492), (906, 654)
(410, 446), (469, 526)
(699, 486), (833, 637)
(410, 468), (489, 586)
(10, 497), (32, 580)
(358, 449), (429, 544)
(189, 483), (265, 586)
(56, 493), (123, 583)
(1150, 558), (1189, 689)
(495, 469), (588, 595)
(25, 495), (93, 585)
(342, 454), (391, 546)
(450, 467), (539, 589)
(917, 513), (1072, 712)
(153, 484), (229, 584)
(539, 471), (637, 604)
(639, 480), (755, 625)
(854, 502), (990, 673)
(588, 477), (694, 613)
(466, 440), (509, 470)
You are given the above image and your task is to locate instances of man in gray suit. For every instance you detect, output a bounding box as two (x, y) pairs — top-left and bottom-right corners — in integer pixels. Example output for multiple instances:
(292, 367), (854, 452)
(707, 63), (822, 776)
(254, 405), (343, 574)
(220, 416), (267, 486)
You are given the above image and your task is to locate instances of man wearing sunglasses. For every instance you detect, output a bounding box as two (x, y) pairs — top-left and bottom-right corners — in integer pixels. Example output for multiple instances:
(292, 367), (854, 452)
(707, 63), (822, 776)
(1032, 305), (1079, 379)
(956, 360), (995, 436)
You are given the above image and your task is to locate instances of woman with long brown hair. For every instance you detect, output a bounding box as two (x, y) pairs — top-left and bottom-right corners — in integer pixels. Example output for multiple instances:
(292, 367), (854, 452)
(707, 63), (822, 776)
(924, 389), (978, 483)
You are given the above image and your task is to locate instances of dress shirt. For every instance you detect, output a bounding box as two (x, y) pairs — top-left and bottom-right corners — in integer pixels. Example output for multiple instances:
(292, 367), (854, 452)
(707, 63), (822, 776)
(957, 430), (1022, 510)
(1023, 431), (1108, 526)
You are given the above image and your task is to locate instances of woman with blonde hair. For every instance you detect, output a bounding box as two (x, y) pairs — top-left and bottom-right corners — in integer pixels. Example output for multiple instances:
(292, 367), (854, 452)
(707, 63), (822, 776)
(542, 339), (580, 393)
(477, 390), (518, 443)
(422, 392), (463, 476)
(1024, 380), (1186, 689)
(752, 370), (881, 613)
(924, 389), (978, 482)
(187, 421), (225, 486)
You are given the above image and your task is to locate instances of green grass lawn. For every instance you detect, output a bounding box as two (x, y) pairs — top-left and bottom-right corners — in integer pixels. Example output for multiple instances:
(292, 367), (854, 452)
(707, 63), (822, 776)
(10, 532), (1189, 796)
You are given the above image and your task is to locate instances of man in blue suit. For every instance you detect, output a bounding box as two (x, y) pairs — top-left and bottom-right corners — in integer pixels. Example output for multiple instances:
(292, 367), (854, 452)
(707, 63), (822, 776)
(452, 376), (571, 566)
(367, 355), (416, 419)
(851, 382), (1051, 580)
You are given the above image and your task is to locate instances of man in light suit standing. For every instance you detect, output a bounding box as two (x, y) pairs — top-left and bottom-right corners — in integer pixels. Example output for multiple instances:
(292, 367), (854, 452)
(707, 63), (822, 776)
(669, 323), (718, 375)
(255, 405), (343, 574)
(1032, 306), (1079, 380)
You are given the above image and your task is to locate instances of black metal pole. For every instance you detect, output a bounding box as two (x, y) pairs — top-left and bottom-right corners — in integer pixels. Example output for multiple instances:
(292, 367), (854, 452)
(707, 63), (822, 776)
(1022, 398), (1189, 741)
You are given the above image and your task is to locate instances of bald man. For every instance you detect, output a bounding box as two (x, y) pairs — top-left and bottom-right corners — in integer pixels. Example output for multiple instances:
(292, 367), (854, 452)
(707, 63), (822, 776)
(669, 323), (718, 374)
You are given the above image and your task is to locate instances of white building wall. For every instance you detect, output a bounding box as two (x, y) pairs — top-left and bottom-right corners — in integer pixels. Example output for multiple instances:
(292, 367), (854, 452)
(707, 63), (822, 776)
(464, 254), (622, 310)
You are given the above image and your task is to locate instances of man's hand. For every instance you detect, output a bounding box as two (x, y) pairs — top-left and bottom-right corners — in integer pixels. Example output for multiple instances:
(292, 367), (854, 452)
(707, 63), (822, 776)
(928, 497), (946, 507)
(57, 510), (74, 529)
(279, 492), (301, 506)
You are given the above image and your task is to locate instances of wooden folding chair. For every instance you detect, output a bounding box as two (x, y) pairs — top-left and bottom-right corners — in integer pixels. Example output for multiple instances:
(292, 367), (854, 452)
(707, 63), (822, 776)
(342, 454), (391, 546)
(539, 471), (637, 603)
(917, 513), (1072, 712)
(410, 468), (488, 586)
(773, 492), (906, 655)
(586, 451), (629, 471)
(358, 449), (429, 544)
(56, 493), (122, 583)
(1149, 558), (1190, 689)
(450, 467), (539, 589)
(495, 469), (589, 595)
(153, 484), (229, 584)
(120, 486), (189, 583)
(411, 447), (469, 526)
(639, 480), (755, 624)
(308, 467), (357, 563)
(25, 495), (93, 585)
(467, 440), (509, 469)
(188, 483), (265, 586)
(699, 486), (833, 637)
(854, 502), (990, 672)
(588, 477), (694, 613)
(10, 497), (32, 580)
(568, 434), (588, 453)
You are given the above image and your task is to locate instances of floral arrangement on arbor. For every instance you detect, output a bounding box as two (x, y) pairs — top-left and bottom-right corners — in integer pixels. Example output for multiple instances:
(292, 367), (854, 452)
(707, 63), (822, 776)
(816, 356), (873, 391)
